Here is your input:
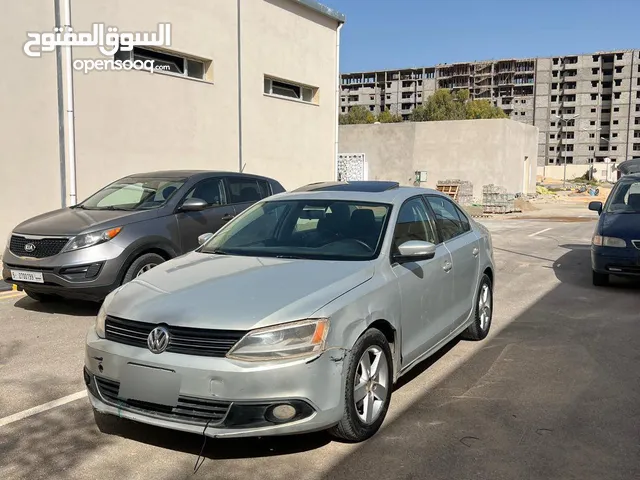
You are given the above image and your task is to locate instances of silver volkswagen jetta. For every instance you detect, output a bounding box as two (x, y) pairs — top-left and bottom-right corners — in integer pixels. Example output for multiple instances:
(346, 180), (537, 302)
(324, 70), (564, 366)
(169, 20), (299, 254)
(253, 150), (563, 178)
(84, 181), (495, 442)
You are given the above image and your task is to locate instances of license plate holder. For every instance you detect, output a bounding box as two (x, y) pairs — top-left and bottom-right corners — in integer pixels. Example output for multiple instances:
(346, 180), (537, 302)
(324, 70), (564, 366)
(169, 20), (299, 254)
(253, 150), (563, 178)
(118, 364), (181, 407)
(11, 270), (44, 283)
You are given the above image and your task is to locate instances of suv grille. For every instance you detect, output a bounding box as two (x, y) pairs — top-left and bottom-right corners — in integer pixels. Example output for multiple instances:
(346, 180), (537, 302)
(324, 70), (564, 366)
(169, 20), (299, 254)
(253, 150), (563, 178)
(94, 376), (231, 425)
(10, 235), (69, 259)
(105, 316), (247, 357)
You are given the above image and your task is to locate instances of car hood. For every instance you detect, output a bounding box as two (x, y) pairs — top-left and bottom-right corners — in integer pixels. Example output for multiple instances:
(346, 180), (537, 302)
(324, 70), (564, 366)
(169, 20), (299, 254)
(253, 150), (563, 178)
(107, 252), (375, 331)
(13, 207), (159, 236)
(600, 212), (640, 240)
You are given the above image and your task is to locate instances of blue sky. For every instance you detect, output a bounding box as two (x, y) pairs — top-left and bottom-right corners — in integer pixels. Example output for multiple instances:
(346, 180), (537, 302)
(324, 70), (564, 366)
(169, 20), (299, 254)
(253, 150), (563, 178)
(322, 0), (640, 73)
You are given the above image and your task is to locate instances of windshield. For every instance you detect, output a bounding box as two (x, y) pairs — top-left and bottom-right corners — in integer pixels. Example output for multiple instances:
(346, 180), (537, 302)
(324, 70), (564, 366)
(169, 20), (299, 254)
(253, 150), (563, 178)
(604, 179), (640, 213)
(77, 176), (186, 211)
(201, 199), (392, 261)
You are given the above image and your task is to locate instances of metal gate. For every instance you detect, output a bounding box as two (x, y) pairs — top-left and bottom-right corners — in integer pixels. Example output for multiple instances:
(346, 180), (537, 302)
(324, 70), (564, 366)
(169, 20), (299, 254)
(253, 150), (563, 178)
(337, 153), (368, 182)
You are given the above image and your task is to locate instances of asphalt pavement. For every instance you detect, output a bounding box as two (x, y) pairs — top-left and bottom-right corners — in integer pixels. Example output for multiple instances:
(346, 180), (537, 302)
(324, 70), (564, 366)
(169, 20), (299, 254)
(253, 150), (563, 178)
(0, 217), (639, 480)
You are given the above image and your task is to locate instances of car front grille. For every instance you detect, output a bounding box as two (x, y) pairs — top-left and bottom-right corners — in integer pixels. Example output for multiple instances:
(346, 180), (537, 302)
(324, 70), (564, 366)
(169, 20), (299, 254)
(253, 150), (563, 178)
(94, 376), (231, 425)
(105, 316), (247, 357)
(9, 235), (69, 259)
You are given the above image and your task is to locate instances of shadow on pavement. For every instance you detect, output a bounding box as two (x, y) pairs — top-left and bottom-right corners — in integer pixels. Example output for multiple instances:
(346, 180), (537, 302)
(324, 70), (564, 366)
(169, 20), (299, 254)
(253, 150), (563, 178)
(12, 297), (100, 317)
(1, 243), (639, 480)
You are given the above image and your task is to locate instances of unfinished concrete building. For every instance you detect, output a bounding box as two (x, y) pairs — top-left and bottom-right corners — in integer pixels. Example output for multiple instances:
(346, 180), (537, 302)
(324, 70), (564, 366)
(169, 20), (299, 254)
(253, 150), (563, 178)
(340, 50), (640, 167)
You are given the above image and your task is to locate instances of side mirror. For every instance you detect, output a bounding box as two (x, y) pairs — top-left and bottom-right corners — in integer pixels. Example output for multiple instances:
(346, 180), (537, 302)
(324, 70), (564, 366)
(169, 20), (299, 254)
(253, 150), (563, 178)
(394, 240), (437, 263)
(198, 232), (213, 245)
(588, 201), (603, 215)
(180, 198), (208, 212)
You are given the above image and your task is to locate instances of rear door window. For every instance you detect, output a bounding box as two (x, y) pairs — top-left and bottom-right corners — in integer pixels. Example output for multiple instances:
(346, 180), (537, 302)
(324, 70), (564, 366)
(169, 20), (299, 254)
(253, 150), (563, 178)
(227, 177), (272, 204)
(425, 196), (468, 242)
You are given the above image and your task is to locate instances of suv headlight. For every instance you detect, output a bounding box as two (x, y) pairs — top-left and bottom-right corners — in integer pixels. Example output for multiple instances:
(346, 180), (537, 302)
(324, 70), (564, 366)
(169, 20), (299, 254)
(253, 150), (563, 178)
(226, 318), (329, 361)
(592, 235), (626, 248)
(63, 227), (122, 252)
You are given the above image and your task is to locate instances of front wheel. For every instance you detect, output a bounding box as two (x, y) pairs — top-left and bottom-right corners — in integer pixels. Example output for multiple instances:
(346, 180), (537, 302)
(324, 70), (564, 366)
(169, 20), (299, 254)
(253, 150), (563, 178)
(121, 253), (165, 285)
(329, 328), (393, 442)
(592, 270), (609, 287)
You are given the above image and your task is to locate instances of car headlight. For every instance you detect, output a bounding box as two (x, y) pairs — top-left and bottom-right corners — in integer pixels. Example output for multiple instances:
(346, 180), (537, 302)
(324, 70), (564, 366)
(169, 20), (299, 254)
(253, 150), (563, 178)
(95, 289), (119, 338)
(63, 227), (122, 252)
(226, 318), (329, 361)
(592, 235), (626, 248)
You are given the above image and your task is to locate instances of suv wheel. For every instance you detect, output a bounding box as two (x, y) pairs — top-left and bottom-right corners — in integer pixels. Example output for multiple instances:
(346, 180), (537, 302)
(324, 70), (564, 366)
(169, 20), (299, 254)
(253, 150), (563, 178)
(122, 253), (165, 284)
(329, 328), (393, 442)
(24, 290), (57, 302)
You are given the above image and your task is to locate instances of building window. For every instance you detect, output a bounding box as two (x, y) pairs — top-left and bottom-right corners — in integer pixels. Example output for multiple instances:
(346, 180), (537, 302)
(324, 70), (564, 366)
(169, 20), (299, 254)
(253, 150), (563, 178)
(614, 92), (621, 99)
(613, 120), (619, 125)
(601, 121), (609, 126)
(550, 133), (556, 139)
(616, 53), (623, 60)
(636, 117), (640, 125)
(521, 100), (526, 104)
(635, 131), (640, 138)
(552, 71), (558, 77)
(614, 107), (619, 112)
(551, 109), (556, 114)
(591, 94), (597, 100)
(341, 106), (346, 113)
(593, 55), (599, 62)
(264, 76), (317, 103)
(369, 105), (375, 111)
(602, 108), (610, 113)
(590, 108), (596, 113)
(553, 58), (559, 65)
(637, 104), (640, 112)
(590, 120), (596, 125)
(386, 94), (391, 100)
(549, 158), (555, 164)
(565, 132), (574, 139)
(549, 146), (555, 151)
(592, 68), (599, 75)
(634, 143), (640, 151)
(565, 157), (574, 164)
(602, 94), (612, 101)
(612, 146), (618, 151)
(591, 81), (598, 87)
(114, 46), (210, 80)
(613, 133), (618, 137)
(551, 95), (557, 102)
(589, 133), (595, 138)
(551, 122), (556, 127)
(637, 78), (640, 86)
(589, 146), (595, 151)
(614, 79), (622, 86)
(637, 91), (640, 98)
(615, 66), (623, 73)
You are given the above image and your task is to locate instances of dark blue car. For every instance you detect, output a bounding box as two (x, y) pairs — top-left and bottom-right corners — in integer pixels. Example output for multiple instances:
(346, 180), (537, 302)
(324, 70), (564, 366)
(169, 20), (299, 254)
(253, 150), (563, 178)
(589, 171), (640, 286)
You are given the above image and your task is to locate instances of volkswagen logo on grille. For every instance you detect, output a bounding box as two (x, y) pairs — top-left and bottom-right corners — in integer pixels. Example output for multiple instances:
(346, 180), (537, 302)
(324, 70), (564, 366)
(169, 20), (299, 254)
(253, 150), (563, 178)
(24, 243), (36, 253)
(147, 326), (170, 354)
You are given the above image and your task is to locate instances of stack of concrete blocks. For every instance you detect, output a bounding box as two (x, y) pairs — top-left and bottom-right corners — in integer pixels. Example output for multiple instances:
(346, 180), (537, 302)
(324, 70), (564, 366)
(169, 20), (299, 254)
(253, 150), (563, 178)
(436, 179), (474, 206)
(482, 184), (516, 214)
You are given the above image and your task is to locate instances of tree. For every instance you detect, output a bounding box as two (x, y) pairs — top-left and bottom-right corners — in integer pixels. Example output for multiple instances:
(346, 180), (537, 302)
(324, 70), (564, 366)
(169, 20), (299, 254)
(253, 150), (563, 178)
(410, 88), (507, 122)
(409, 89), (466, 122)
(339, 105), (375, 125)
(466, 99), (508, 119)
(376, 110), (403, 123)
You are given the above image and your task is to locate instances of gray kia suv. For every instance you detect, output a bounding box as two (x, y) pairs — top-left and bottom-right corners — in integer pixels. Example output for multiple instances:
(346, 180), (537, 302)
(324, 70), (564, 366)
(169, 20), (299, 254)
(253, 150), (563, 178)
(2, 170), (284, 302)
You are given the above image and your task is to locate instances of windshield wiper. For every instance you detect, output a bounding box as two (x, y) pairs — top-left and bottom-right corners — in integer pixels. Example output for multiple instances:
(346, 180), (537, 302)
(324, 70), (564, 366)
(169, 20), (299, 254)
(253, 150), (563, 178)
(275, 254), (305, 259)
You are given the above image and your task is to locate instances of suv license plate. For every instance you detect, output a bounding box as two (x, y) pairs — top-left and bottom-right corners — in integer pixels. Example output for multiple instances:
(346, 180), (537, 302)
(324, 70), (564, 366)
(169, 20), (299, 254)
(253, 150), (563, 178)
(11, 270), (44, 283)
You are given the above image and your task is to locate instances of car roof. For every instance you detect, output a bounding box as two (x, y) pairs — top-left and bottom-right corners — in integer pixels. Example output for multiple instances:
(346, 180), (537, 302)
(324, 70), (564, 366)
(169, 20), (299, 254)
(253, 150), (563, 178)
(272, 182), (450, 204)
(124, 170), (278, 181)
(293, 181), (400, 193)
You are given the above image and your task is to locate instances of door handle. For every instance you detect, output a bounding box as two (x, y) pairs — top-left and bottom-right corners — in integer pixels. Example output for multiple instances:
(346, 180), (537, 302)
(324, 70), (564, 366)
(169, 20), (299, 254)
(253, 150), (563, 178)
(472, 247), (479, 257)
(221, 214), (235, 222)
(443, 261), (452, 273)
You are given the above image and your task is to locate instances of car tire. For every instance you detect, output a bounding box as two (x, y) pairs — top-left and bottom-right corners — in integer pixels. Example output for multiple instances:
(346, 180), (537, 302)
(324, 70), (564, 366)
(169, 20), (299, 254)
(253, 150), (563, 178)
(24, 290), (57, 302)
(461, 273), (493, 341)
(121, 253), (165, 285)
(329, 328), (393, 443)
(592, 270), (609, 287)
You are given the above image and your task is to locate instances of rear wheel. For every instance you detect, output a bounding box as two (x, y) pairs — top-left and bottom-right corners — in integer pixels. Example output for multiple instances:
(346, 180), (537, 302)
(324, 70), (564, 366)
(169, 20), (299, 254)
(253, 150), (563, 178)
(24, 290), (57, 302)
(461, 274), (493, 341)
(121, 253), (165, 285)
(592, 270), (609, 287)
(329, 328), (393, 442)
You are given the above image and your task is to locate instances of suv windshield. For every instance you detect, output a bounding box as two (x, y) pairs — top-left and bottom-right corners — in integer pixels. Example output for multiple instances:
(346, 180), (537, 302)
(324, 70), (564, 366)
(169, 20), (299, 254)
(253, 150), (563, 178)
(201, 199), (391, 261)
(605, 179), (640, 213)
(76, 176), (186, 211)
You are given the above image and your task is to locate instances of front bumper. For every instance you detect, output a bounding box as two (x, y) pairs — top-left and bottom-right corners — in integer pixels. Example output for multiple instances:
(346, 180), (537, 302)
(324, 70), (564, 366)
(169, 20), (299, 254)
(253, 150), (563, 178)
(2, 241), (126, 300)
(591, 246), (640, 276)
(84, 329), (347, 438)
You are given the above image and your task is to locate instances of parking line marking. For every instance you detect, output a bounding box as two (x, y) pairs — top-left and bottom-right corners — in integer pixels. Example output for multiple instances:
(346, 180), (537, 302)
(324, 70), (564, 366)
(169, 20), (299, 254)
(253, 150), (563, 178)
(0, 292), (24, 300)
(0, 390), (87, 428)
(529, 228), (552, 237)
